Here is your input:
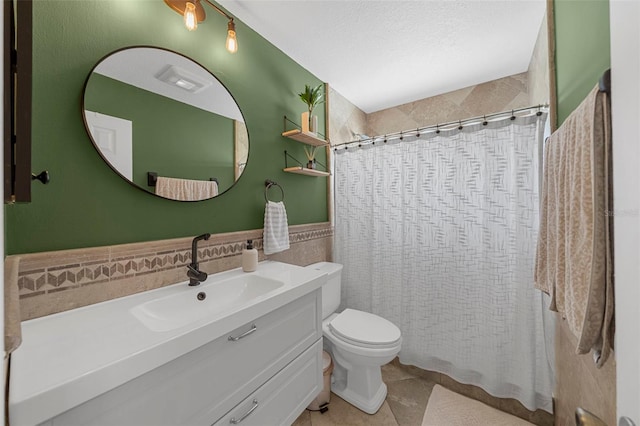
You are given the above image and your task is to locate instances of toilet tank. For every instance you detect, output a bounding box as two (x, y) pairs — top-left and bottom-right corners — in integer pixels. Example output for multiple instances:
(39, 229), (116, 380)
(306, 262), (343, 320)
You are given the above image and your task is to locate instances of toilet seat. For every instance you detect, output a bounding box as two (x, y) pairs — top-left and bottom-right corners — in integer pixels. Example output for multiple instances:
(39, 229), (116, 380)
(329, 309), (401, 349)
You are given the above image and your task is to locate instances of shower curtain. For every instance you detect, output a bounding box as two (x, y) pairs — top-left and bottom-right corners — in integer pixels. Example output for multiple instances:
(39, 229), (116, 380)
(334, 113), (554, 413)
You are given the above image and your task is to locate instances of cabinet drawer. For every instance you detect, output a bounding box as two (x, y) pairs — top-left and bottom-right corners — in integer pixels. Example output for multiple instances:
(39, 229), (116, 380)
(213, 339), (322, 426)
(49, 290), (321, 426)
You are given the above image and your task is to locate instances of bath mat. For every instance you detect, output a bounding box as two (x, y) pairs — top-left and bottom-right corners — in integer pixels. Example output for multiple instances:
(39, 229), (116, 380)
(421, 385), (535, 426)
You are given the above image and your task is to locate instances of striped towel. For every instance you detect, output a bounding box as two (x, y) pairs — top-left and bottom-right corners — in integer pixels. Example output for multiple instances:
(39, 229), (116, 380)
(263, 201), (290, 255)
(155, 176), (218, 201)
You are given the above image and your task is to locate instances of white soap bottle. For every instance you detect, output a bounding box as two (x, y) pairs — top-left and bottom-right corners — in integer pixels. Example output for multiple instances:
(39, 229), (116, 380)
(242, 240), (258, 272)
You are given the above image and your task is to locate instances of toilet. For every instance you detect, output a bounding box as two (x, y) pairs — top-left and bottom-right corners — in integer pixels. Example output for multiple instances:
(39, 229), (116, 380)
(306, 262), (402, 414)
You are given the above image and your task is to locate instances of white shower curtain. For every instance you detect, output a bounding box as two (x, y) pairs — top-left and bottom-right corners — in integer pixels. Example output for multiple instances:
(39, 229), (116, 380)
(334, 113), (554, 413)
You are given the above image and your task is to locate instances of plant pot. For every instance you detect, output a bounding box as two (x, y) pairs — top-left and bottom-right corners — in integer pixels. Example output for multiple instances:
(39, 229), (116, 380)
(301, 112), (318, 134)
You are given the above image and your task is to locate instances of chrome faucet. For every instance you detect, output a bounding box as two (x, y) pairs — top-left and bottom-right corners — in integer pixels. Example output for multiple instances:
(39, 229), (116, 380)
(187, 233), (211, 286)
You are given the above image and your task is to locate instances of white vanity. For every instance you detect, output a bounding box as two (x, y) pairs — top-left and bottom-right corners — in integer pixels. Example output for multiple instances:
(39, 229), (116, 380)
(9, 261), (326, 426)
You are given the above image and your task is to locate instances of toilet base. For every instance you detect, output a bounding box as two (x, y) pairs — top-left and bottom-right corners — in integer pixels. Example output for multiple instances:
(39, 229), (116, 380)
(331, 376), (387, 414)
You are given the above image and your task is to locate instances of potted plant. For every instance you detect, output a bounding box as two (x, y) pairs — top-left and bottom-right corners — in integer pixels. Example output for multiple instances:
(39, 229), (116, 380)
(298, 84), (324, 133)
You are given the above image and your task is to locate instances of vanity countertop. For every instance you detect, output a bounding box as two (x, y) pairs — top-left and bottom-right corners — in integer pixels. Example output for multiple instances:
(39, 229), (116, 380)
(9, 261), (326, 425)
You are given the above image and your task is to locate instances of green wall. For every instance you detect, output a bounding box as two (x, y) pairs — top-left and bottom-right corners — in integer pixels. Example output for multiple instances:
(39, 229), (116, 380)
(6, 0), (327, 254)
(554, 0), (610, 124)
(85, 74), (235, 190)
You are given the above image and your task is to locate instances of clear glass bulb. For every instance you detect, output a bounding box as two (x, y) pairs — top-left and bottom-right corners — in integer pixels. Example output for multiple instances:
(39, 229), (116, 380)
(226, 21), (238, 53)
(183, 2), (197, 31)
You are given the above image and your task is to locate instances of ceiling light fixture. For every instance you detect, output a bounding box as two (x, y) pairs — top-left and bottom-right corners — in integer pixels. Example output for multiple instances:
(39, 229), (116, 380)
(164, 0), (238, 54)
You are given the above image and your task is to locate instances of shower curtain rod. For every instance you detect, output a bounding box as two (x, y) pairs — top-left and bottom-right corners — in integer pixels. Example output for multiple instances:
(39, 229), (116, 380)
(335, 104), (549, 149)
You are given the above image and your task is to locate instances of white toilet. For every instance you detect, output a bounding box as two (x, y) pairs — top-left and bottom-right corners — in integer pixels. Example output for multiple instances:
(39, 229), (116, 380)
(306, 262), (402, 414)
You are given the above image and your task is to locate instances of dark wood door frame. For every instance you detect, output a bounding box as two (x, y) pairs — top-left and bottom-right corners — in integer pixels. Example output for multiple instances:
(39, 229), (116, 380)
(4, 0), (32, 203)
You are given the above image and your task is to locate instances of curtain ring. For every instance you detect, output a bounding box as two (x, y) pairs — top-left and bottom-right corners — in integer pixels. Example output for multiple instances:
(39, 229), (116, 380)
(482, 115), (488, 126)
(435, 124), (440, 134)
(458, 120), (463, 130)
(416, 127), (420, 138)
(510, 110), (516, 120)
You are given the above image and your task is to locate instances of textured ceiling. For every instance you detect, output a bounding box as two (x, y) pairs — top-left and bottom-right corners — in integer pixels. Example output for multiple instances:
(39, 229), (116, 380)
(217, 0), (546, 113)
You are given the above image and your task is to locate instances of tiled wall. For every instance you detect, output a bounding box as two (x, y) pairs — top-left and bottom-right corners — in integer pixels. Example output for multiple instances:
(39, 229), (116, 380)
(328, 86), (368, 145)
(366, 73), (530, 136)
(554, 318), (616, 426)
(528, 13), (551, 107)
(328, 73), (532, 148)
(13, 223), (332, 320)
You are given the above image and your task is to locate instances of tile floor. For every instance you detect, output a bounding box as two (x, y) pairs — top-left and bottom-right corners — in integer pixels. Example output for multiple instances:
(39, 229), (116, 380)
(292, 359), (554, 426)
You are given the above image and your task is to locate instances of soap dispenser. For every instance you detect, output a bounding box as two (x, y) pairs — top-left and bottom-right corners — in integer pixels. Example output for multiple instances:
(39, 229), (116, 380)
(242, 240), (258, 272)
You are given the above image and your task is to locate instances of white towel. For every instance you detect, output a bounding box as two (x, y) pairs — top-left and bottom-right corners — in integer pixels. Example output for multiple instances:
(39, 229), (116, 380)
(155, 176), (218, 201)
(263, 201), (290, 255)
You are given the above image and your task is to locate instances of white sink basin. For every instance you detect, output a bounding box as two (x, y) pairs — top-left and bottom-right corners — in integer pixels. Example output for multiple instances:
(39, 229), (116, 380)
(131, 274), (284, 332)
(10, 261), (326, 426)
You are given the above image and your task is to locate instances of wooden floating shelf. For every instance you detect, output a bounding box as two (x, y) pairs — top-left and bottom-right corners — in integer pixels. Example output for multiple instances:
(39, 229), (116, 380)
(283, 167), (330, 177)
(282, 129), (328, 146)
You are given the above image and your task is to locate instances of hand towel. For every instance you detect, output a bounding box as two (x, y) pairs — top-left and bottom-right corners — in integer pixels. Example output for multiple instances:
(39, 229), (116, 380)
(534, 84), (613, 367)
(155, 176), (218, 201)
(5, 256), (22, 356)
(263, 201), (290, 255)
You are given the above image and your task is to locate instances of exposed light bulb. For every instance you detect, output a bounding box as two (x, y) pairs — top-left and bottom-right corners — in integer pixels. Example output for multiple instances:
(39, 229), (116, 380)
(183, 2), (197, 31)
(226, 20), (238, 53)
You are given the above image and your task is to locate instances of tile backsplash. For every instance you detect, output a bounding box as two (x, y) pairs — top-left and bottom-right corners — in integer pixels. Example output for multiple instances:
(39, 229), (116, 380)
(13, 223), (332, 320)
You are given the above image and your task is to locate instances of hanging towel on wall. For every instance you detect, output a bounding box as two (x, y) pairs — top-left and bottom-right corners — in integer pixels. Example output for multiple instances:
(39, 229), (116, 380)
(5, 256), (22, 356)
(263, 201), (290, 255)
(534, 85), (613, 367)
(155, 176), (218, 201)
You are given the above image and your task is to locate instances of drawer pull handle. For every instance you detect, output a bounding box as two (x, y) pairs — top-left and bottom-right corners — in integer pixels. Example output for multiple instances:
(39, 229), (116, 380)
(230, 399), (258, 424)
(228, 324), (257, 341)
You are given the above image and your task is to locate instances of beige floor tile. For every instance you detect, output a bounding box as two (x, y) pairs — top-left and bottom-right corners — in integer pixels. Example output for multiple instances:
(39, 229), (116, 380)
(308, 394), (398, 426)
(386, 378), (436, 426)
(292, 409), (312, 426)
(293, 359), (554, 426)
(381, 362), (418, 383)
(528, 408), (554, 426)
(391, 359), (441, 384)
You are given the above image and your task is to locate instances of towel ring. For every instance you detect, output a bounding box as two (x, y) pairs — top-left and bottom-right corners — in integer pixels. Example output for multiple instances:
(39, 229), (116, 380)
(265, 180), (284, 202)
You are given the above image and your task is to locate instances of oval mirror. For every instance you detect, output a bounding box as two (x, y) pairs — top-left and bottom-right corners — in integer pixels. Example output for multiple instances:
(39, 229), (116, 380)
(82, 46), (249, 201)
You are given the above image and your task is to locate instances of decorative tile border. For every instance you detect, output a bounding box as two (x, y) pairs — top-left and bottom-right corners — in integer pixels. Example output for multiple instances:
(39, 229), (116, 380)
(14, 223), (333, 301)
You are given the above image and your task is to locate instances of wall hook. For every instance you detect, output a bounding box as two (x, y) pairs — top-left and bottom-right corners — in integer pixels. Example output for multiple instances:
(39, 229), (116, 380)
(31, 170), (50, 185)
